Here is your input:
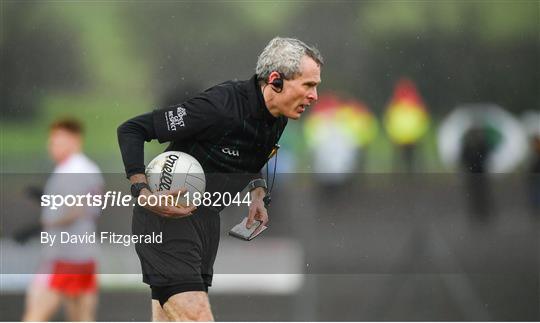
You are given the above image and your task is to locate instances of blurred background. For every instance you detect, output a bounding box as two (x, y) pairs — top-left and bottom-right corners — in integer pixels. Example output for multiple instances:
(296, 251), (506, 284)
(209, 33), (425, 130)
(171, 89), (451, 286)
(1, 0), (539, 321)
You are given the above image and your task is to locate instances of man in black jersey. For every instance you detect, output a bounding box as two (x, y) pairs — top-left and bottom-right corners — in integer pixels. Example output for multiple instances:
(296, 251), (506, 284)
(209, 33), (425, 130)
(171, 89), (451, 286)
(117, 37), (323, 321)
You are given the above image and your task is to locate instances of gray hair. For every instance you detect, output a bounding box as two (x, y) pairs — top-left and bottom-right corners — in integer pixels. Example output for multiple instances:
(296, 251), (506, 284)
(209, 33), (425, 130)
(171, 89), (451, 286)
(255, 37), (324, 81)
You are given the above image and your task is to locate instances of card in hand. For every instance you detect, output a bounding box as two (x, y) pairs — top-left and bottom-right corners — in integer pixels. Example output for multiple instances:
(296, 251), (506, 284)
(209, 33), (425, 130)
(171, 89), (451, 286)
(228, 217), (267, 241)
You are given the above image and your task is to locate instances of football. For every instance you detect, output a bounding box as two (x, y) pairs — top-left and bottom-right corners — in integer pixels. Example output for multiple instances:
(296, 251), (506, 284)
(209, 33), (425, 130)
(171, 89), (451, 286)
(145, 151), (205, 205)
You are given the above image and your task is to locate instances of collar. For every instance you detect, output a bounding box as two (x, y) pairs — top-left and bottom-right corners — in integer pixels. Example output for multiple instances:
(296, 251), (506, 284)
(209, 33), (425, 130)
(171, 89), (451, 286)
(54, 152), (84, 172)
(248, 75), (279, 123)
(58, 152), (83, 166)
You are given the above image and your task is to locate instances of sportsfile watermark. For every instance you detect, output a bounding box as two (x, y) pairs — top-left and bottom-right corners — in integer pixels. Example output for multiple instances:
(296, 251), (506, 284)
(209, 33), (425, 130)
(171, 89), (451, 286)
(2, 173), (539, 275)
(41, 191), (252, 210)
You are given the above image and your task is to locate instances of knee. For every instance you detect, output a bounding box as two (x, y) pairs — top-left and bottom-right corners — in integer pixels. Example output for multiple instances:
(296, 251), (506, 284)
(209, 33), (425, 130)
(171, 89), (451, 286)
(174, 302), (213, 321)
(184, 304), (213, 321)
(163, 292), (213, 322)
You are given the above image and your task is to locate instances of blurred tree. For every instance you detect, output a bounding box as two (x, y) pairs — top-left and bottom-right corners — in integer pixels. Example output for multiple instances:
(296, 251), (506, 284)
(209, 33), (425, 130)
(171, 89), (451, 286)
(1, 1), (86, 120)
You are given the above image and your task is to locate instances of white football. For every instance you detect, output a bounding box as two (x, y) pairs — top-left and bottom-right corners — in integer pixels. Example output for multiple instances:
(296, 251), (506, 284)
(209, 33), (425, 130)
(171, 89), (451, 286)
(145, 151), (205, 204)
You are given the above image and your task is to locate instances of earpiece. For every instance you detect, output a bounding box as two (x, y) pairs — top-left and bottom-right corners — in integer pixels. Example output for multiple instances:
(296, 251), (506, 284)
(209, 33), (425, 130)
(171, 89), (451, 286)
(270, 78), (283, 90)
(269, 72), (285, 93)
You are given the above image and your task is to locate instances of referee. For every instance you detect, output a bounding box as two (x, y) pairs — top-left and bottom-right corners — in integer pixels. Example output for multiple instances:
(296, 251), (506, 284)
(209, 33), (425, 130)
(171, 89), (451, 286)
(117, 37), (323, 321)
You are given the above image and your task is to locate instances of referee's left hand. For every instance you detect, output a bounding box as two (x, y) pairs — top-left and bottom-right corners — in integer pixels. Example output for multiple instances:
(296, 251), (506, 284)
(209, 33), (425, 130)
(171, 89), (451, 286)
(246, 187), (268, 235)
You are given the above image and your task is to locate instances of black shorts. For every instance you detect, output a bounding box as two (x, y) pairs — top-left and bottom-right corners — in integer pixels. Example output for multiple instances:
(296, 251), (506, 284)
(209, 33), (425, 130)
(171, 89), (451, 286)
(132, 205), (220, 302)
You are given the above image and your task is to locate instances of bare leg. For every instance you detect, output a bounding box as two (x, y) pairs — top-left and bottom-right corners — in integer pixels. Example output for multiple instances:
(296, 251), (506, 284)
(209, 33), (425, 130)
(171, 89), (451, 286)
(152, 299), (172, 321)
(64, 292), (98, 321)
(162, 291), (214, 321)
(22, 275), (62, 321)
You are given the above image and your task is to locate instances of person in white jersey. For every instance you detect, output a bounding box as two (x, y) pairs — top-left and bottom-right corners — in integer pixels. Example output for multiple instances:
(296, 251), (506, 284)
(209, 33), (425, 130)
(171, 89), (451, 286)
(22, 118), (104, 321)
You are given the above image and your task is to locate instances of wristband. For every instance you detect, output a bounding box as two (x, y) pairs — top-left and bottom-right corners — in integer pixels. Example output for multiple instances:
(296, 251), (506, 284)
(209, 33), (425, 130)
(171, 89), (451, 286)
(131, 182), (151, 198)
(246, 178), (267, 193)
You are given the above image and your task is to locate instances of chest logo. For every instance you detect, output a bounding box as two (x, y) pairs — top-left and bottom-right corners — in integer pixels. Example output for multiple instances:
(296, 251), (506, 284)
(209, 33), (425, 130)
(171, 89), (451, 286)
(222, 147), (240, 157)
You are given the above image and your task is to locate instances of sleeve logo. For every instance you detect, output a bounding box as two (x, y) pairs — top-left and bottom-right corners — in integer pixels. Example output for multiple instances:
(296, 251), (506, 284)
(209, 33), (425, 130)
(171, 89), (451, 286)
(165, 106), (187, 131)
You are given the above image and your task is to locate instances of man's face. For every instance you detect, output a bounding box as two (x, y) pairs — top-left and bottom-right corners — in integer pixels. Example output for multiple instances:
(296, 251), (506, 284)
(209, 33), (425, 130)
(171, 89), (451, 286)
(48, 129), (80, 163)
(275, 56), (321, 120)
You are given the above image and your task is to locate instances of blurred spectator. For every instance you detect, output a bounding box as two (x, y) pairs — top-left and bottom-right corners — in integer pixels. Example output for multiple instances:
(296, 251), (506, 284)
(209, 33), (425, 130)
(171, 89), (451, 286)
(22, 118), (104, 321)
(460, 125), (499, 220)
(383, 78), (430, 172)
(439, 104), (528, 222)
(461, 125), (501, 173)
(304, 93), (377, 191)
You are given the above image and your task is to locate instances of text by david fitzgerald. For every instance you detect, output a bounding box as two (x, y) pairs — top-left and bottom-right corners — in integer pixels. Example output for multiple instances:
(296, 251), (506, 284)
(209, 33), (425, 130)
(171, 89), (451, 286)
(41, 232), (162, 247)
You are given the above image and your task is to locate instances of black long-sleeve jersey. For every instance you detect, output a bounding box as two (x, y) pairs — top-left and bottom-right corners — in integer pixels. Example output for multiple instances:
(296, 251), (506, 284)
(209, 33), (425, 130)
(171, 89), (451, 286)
(117, 75), (287, 200)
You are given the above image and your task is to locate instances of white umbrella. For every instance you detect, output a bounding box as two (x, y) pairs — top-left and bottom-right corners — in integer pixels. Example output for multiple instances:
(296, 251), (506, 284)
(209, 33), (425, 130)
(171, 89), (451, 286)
(438, 104), (528, 173)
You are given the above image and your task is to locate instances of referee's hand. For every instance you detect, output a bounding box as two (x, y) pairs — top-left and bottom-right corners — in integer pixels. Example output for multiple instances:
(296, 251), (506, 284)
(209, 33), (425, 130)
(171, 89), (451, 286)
(139, 187), (196, 218)
(247, 187), (268, 235)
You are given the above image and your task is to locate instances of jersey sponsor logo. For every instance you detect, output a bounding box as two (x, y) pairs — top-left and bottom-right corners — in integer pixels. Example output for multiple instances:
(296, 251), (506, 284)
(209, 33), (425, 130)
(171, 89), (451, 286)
(158, 153), (179, 191)
(165, 106), (187, 131)
(221, 147), (240, 157)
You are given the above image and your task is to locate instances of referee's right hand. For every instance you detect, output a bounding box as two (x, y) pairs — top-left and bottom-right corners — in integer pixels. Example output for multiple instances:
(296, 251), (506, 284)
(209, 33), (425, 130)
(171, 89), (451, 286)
(139, 187), (197, 218)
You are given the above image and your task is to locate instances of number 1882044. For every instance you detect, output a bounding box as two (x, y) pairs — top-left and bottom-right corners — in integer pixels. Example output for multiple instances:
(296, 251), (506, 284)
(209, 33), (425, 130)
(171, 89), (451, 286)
(184, 191), (251, 207)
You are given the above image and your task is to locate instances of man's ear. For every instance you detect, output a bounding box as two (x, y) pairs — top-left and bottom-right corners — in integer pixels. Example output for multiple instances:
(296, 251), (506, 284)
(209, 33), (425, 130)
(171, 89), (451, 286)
(267, 71), (281, 84)
(268, 71), (284, 93)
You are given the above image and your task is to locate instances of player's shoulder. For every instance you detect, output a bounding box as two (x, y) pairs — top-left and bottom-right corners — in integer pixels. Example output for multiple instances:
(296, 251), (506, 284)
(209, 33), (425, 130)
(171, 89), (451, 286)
(203, 78), (250, 102)
(197, 78), (252, 120)
(214, 77), (250, 91)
